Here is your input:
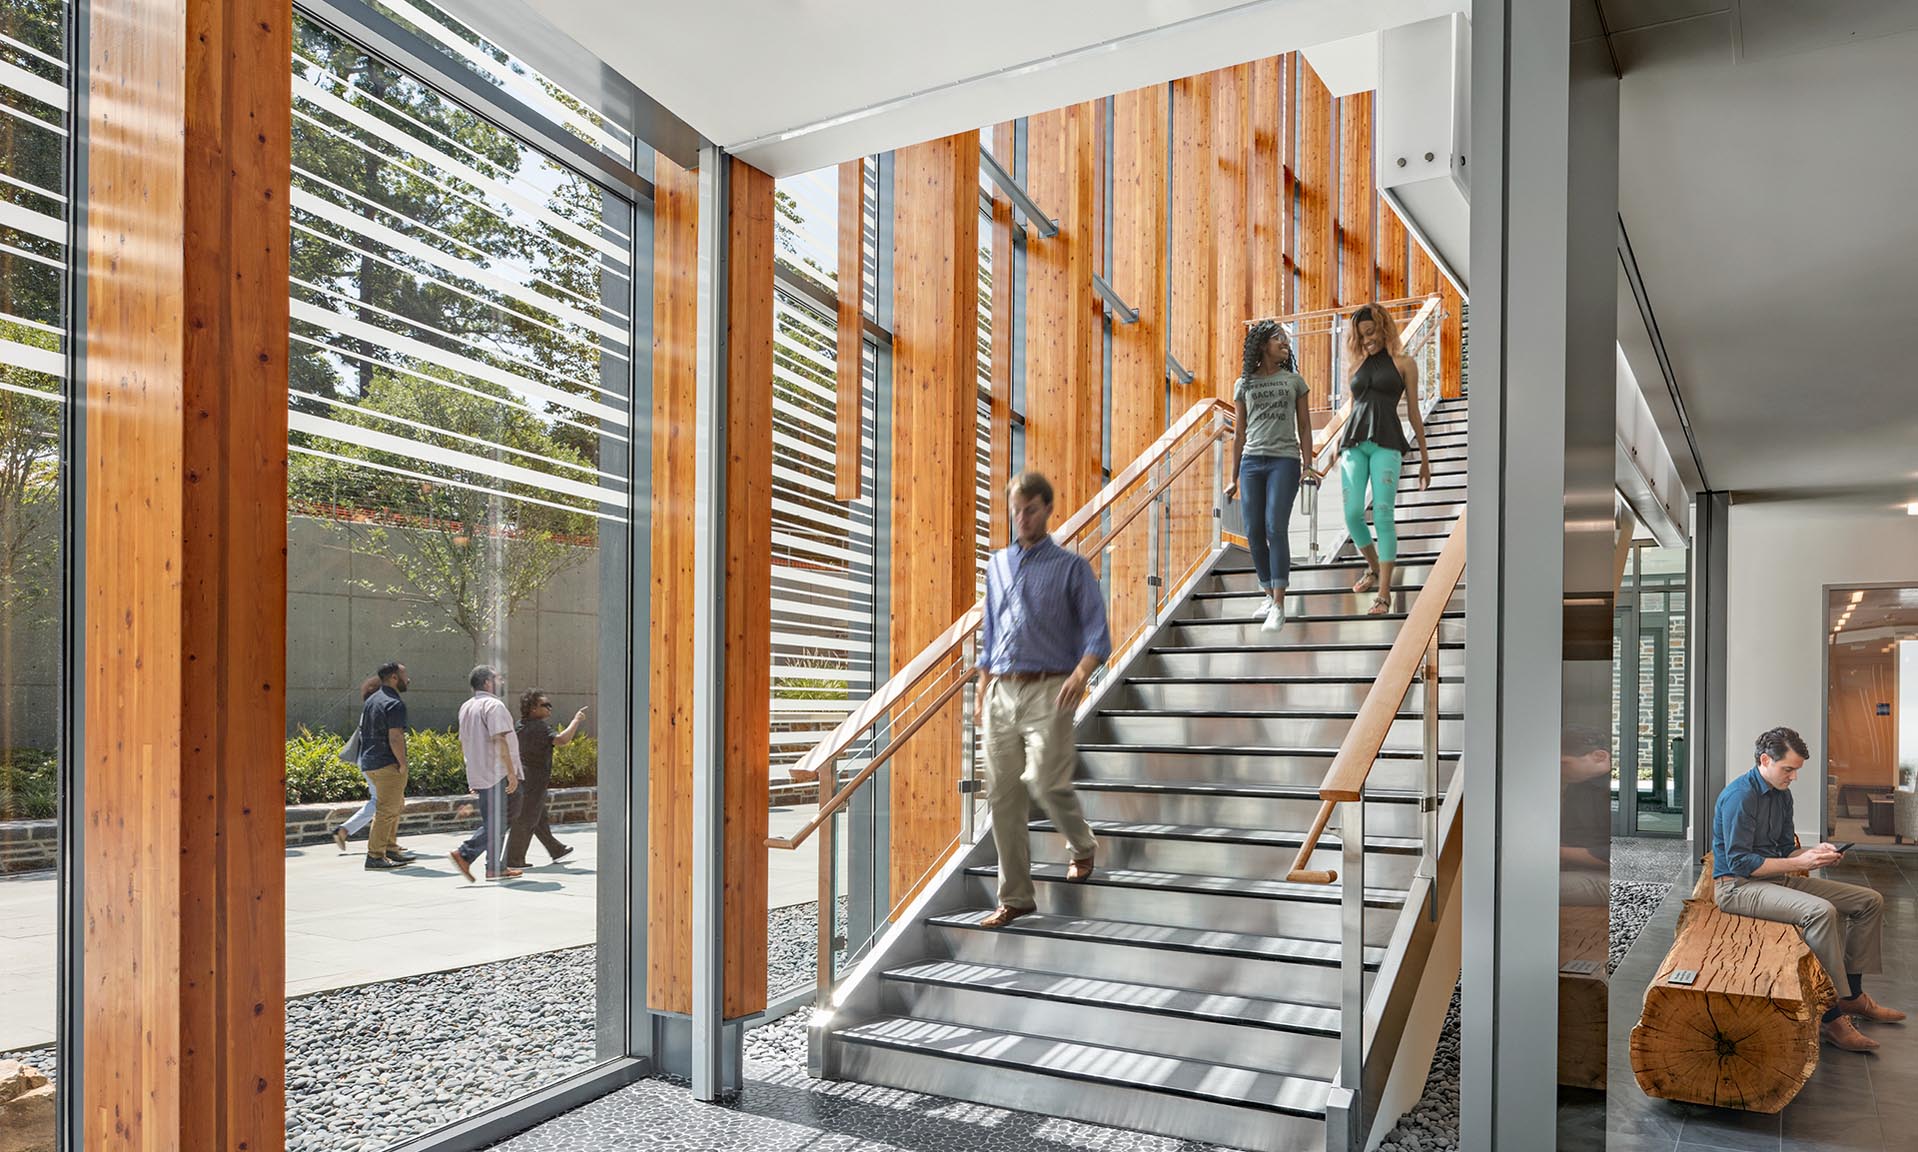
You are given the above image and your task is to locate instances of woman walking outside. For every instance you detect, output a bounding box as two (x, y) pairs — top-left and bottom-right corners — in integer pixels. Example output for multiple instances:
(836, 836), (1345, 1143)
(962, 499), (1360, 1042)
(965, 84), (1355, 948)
(1340, 302), (1431, 615)
(1224, 319), (1315, 634)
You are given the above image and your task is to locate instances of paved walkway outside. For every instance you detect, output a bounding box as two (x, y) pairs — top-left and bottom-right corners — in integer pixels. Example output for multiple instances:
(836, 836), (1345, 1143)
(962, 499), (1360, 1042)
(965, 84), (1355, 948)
(0, 803), (835, 1051)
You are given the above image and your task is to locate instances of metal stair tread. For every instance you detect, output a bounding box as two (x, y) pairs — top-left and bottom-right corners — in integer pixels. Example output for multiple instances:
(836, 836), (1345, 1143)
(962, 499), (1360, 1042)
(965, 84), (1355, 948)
(1037, 817), (1426, 854)
(973, 861), (1409, 907)
(880, 960), (1344, 1035)
(1158, 640), (1464, 654)
(929, 909), (1388, 968)
(1077, 741), (1457, 760)
(1073, 777), (1425, 801)
(1096, 707), (1464, 721)
(835, 1016), (1335, 1118)
(1120, 673), (1464, 684)
(1166, 608), (1465, 626)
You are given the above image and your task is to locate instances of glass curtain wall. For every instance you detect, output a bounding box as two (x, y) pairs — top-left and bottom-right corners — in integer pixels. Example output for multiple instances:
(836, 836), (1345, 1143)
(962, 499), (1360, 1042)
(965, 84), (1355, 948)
(0, 4), (67, 1146)
(1612, 540), (1689, 836)
(282, 6), (636, 1148)
(767, 167), (876, 999)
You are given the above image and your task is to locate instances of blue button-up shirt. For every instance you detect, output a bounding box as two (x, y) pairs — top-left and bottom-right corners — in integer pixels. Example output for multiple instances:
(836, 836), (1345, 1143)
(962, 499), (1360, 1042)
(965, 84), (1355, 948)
(977, 536), (1111, 675)
(1712, 765), (1796, 878)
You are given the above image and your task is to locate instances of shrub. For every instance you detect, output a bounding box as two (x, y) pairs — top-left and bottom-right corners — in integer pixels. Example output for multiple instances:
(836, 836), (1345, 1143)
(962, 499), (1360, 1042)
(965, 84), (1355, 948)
(403, 728), (469, 797)
(0, 749), (58, 821)
(283, 727), (366, 804)
(551, 735), (598, 787)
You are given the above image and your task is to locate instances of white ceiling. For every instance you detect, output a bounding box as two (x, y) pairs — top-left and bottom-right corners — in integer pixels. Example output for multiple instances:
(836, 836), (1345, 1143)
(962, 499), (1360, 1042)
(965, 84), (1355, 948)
(522, 0), (1462, 175)
(1609, 1), (1918, 505)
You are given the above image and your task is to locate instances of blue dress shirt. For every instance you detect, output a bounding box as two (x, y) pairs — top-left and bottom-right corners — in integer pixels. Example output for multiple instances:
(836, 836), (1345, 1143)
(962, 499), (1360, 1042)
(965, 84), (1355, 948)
(977, 536), (1111, 676)
(1712, 765), (1796, 879)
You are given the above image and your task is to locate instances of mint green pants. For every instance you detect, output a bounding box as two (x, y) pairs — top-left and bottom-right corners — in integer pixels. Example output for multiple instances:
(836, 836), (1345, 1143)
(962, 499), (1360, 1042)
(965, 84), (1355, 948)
(1341, 441), (1403, 562)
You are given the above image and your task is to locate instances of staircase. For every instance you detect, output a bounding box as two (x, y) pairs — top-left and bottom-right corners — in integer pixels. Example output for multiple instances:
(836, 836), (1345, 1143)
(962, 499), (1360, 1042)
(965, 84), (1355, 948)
(810, 398), (1472, 1151)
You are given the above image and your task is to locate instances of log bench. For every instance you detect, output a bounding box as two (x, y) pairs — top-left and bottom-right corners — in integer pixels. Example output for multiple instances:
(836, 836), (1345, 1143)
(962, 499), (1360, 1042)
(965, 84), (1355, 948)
(1628, 861), (1834, 1113)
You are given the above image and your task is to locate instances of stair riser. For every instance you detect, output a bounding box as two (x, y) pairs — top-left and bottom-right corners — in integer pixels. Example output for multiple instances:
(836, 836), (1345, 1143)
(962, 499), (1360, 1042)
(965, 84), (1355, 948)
(1076, 749), (1457, 793)
(1084, 713), (1463, 753)
(933, 924), (1359, 1003)
(1208, 562), (1440, 594)
(1075, 789), (1427, 838)
(1114, 678), (1463, 713)
(965, 873), (1403, 939)
(1137, 647), (1421, 678)
(877, 981), (1341, 1076)
(832, 1041), (1329, 1152)
(1161, 617), (1466, 648)
(1392, 486), (1471, 508)
(1181, 589), (1465, 621)
(1031, 833), (1423, 888)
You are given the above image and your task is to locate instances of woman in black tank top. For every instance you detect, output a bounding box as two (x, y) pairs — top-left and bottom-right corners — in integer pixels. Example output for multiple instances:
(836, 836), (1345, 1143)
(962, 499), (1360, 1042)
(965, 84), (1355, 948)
(1338, 303), (1432, 614)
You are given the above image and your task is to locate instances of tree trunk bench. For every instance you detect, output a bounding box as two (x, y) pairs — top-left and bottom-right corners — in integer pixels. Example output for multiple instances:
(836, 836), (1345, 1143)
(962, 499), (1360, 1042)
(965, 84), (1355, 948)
(1628, 862), (1834, 1112)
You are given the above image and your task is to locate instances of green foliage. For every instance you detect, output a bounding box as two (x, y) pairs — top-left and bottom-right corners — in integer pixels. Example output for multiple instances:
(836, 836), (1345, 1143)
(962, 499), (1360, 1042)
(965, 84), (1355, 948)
(0, 749), (57, 821)
(277, 728), (598, 805)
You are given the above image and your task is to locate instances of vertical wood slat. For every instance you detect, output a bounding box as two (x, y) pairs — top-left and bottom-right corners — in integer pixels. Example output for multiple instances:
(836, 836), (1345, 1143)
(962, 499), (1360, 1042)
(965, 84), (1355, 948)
(1023, 104), (1101, 512)
(1440, 280), (1465, 398)
(1410, 243), (1439, 296)
(834, 158), (866, 500)
(1171, 75), (1214, 400)
(1338, 91), (1376, 307)
(889, 133), (980, 903)
(989, 122), (1015, 549)
(648, 155), (699, 1014)
(723, 157), (775, 1019)
(1211, 65), (1250, 402)
(84, 0), (290, 1147)
(1377, 195), (1410, 299)
(1110, 83), (1168, 647)
(1248, 57), (1285, 322)
(1280, 54), (1297, 314)
(1296, 60), (1336, 407)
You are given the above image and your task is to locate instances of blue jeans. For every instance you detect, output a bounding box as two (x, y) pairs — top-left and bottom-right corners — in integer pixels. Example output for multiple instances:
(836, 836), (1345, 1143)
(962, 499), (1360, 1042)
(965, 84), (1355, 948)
(1238, 454), (1303, 591)
(340, 771), (377, 835)
(457, 781), (509, 876)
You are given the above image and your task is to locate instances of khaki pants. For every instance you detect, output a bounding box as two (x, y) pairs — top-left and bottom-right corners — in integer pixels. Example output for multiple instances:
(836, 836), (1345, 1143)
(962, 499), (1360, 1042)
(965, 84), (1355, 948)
(1715, 873), (1885, 994)
(364, 764), (407, 859)
(983, 675), (1096, 911)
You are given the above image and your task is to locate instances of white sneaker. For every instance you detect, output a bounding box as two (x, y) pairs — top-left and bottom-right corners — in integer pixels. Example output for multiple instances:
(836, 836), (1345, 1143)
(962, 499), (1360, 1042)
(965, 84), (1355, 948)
(1261, 600), (1286, 633)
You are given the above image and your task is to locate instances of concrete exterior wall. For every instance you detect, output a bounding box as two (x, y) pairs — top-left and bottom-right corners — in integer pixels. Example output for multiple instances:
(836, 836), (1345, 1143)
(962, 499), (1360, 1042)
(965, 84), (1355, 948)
(286, 515), (604, 735)
(1726, 498), (1918, 841)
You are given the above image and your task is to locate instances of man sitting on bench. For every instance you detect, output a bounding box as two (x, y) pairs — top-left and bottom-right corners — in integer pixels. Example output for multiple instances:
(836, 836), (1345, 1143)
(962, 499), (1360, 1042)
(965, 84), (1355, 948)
(1712, 726), (1905, 1052)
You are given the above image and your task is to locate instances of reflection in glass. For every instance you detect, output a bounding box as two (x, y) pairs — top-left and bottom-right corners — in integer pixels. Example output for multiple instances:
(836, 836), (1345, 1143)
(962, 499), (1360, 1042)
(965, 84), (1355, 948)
(0, 2), (66, 1146)
(283, 14), (630, 1148)
(1825, 586), (1918, 847)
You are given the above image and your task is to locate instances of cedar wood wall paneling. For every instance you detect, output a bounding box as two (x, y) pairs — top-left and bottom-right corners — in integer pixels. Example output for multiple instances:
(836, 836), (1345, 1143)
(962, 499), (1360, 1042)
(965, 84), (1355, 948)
(83, 0), (290, 1146)
(834, 159), (866, 500)
(724, 157), (775, 1019)
(888, 133), (980, 901)
(1109, 84), (1168, 650)
(1440, 280), (1464, 398)
(1296, 60), (1336, 408)
(1023, 104), (1101, 512)
(1210, 64), (1250, 403)
(1377, 196), (1409, 299)
(989, 122), (1014, 549)
(1248, 57), (1285, 322)
(1170, 75), (1214, 403)
(1338, 92), (1375, 307)
(647, 155), (699, 1014)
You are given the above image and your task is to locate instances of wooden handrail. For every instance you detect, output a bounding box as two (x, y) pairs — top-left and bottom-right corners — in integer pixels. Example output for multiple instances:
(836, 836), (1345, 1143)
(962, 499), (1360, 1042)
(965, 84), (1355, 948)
(767, 395), (1236, 852)
(1244, 293), (1439, 332)
(1285, 508), (1467, 884)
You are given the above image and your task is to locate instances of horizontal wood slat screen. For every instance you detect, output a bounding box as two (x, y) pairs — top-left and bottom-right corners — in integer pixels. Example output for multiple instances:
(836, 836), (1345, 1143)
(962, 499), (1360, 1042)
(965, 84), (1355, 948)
(835, 158), (865, 500)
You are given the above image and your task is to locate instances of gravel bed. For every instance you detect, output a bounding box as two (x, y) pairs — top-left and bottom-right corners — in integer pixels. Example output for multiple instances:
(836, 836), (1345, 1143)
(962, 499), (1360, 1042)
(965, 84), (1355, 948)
(1609, 835), (1694, 885)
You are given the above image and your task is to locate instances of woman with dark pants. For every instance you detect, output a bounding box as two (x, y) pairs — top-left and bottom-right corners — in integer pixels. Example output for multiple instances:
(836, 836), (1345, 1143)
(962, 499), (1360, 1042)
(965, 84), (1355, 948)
(1224, 319), (1316, 634)
(1339, 302), (1431, 615)
(506, 689), (587, 868)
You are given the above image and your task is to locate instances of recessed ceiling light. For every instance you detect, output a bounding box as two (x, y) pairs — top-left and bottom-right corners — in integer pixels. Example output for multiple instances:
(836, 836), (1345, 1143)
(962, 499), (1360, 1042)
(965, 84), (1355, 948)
(1851, 590), (1866, 604)
(1908, 502), (1918, 516)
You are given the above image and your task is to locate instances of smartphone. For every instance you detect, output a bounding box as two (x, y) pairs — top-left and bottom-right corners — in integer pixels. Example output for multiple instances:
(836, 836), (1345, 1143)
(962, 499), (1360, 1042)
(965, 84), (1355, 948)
(1831, 841), (1855, 855)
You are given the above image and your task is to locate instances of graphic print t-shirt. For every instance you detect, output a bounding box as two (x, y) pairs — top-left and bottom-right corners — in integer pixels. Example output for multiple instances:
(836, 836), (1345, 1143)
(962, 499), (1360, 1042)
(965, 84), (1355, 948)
(1233, 370), (1311, 459)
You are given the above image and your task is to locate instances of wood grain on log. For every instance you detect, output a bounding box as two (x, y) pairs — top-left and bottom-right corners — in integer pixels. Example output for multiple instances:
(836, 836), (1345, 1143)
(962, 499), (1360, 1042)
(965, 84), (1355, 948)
(1629, 865), (1833, 1113)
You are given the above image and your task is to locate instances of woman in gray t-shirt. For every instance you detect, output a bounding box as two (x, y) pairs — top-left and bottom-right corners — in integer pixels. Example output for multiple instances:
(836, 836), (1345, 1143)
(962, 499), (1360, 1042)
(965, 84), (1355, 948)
(1224, 319), (1317, 634)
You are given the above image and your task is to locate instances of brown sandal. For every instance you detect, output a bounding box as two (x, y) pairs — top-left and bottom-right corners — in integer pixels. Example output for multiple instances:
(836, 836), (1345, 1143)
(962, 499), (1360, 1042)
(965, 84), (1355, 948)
(1367, 593), (1392, 616)
(1353, 568), (1379, 594)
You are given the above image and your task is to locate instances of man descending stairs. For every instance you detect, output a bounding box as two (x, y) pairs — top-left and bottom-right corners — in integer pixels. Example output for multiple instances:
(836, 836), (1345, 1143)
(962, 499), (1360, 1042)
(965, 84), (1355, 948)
(815, 398), (1471, 1152)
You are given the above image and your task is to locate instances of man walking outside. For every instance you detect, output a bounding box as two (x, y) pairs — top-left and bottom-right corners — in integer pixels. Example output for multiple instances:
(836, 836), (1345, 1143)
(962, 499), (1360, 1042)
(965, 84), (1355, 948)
(358, 661), (417, 871)
(452, 665), (521, 882)
(1712, 726), (1904, 1051)
(974, 470), (1110, 929)
(506, 689), (586, 869)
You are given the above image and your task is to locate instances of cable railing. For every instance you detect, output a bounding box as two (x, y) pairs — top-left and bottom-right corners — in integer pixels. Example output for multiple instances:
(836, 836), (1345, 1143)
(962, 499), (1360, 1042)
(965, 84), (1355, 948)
(765, 396), (1238, 999)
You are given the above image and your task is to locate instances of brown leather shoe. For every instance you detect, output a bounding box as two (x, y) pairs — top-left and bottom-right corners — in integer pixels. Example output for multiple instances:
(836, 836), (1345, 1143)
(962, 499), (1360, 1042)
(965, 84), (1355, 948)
(449, 851), (476, 883)
(1840, 993), (1907, 1023)
(1066, 852), (1095, 883)
(980, 905), (1032, 929)
(1822, 1015), (1881, 1052)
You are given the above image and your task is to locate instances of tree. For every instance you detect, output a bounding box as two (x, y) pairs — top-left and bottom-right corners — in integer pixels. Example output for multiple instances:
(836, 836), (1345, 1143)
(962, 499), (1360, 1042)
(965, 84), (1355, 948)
(288, 368), (598, 663)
